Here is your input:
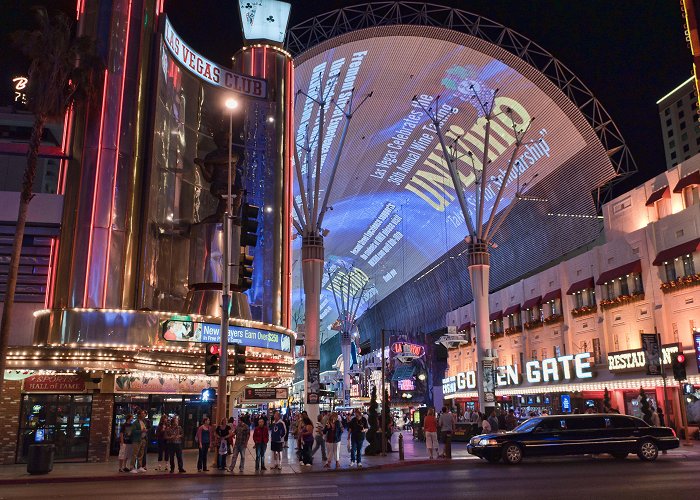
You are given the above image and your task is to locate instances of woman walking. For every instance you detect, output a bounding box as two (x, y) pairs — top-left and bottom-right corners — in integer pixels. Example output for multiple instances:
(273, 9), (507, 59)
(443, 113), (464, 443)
(324, 412), (343, 468)
(118, 413), (134, 472)
(300, 415), (315, 466)
(196, 416), (212, 472)
(215, 417), (232, 470)
(155, 415), (170, 471)
(166, 415), (185, 473)
(253, 417), (269, 471)
(423, 408), (438, 460)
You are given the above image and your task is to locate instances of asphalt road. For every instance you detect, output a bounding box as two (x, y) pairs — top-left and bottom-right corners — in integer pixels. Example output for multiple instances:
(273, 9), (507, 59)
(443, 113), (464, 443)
(3, 454), (700, 500)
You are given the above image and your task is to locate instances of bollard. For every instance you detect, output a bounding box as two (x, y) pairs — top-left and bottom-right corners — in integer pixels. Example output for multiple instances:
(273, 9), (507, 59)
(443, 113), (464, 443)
(399, 432), (404, 460)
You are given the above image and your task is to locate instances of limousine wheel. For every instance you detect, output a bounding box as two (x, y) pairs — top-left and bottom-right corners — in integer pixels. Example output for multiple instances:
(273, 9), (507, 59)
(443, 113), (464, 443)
(637, 439), (659, 461)
(502, 443), (523, 465)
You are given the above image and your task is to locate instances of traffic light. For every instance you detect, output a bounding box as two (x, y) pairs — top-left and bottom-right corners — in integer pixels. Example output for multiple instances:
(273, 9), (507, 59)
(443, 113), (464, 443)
(240, 203), (259, 247)
(233, 343), (246, 376)
(238, 251), (254, 291)
(204, 343), (220, 376)
(672, 352), (687, 381)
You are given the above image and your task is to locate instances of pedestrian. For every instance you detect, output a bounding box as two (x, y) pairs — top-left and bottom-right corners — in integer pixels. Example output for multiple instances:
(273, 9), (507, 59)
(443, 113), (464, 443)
(481, 413), (492, 433)
(282, 412), (291, 448)
(215, 418), (232, 470)
(651, 407), (661, 427)
(130, 410), (148, 473)
(437, 406), (455, 458)
(300, 415), (315, 466)
(155, 415), (170, 471)
(347, 408), (368, 467)
(505, 409), (517, 431)
(229, 417), (250, 472)
(497, 410), (507, 430)
(166, 415), (185, 473)
(324, 412), (343, 468)
(311, 414), (327, 463)
(196, 416), (212, 472)
(253, 417), (269, 471)
(423, 407), (438, 459)
(487, 411), (499, 432)
(118, 413), (134, 472)
(270, 411), (286, 470)
(657, 407), (666, 427)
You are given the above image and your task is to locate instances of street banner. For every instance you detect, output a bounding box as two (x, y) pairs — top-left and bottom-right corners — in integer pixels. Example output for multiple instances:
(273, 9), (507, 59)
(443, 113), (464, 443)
(482, 360), (496, 403)
(306, 359), (321, 404)
(641, 333), (661, 376)
(693, 331), (700, 373)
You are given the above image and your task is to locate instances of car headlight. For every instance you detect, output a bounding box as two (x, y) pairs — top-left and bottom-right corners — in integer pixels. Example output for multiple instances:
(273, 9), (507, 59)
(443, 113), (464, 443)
(478, 438), (498, 446)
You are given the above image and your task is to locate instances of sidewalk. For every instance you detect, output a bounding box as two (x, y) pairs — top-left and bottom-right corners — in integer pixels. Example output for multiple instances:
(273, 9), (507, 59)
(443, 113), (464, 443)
(0, 431), (472, 484)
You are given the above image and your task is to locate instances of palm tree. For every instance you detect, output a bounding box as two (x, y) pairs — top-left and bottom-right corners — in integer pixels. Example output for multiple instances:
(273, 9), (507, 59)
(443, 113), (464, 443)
(0, 8), (99, 393)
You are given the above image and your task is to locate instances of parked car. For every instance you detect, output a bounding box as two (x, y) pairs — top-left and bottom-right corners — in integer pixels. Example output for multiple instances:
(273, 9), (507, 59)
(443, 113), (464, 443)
(467, 414), (679, 464)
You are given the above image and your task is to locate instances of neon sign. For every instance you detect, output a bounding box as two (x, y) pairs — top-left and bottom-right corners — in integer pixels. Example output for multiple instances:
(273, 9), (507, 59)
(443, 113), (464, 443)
(13, 76), (28, 105)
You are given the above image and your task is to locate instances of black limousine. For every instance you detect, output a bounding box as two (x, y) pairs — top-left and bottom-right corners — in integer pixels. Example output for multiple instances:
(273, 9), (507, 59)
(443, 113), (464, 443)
(467, 414), (679, 464)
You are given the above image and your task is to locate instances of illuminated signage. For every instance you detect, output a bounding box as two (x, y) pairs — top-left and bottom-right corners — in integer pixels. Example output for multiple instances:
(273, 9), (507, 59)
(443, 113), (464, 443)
(162, 319), (292, 352)
(293, 32), (595, 333)
(13, 76), (28, 105)
(607, 344), (680, 373)
(693, 331), (700, 373)
(163, 17), (266, 98)
(442, 353), (594, 395)
(397, 379), (415, 391)
(391, 341), (425, 361)
(239, 0), (291, 43)
(561, 394), (571, 413)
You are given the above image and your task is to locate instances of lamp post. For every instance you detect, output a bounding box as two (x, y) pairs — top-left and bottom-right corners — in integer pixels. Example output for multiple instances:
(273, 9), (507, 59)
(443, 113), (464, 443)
(217, 97), (238, 423)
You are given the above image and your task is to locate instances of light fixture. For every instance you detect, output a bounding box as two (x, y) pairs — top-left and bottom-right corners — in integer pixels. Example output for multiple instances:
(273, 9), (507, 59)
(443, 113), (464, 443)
(225, 98), (238, 110)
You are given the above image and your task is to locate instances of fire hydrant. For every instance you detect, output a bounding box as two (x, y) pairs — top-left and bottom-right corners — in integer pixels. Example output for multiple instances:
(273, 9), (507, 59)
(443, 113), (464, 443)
(399, 432), (404, 460)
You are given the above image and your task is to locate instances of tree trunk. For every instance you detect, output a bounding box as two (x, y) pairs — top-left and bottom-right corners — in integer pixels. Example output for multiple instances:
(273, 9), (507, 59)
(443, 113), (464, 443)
(0, 114), (45, 394)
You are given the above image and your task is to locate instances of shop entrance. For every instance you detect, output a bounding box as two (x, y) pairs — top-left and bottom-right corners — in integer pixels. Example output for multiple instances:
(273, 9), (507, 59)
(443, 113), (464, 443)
(17, 394), (92, 463)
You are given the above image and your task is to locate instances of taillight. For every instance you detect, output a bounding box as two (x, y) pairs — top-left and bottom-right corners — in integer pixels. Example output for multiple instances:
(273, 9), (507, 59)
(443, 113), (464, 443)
(671, 428), (677, 438)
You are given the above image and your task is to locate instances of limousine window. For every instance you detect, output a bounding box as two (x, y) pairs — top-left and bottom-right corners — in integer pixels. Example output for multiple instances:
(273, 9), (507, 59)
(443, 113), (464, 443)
(513, 418), (542, 433)
(564, 417), (606, 430)
(534, 419), (566, 432)
(605, 416), (638, 429)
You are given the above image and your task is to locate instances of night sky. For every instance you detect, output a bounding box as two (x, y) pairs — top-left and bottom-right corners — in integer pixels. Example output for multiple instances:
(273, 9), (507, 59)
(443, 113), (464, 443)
(1, 0), (691, 191)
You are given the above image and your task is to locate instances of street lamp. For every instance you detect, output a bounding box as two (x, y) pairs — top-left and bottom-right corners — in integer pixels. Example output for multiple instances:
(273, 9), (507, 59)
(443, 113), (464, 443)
(218, 96), (238, 424)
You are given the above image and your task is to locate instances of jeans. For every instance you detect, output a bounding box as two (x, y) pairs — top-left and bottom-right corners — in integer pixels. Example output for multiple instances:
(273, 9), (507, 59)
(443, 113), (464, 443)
(197, 444), (209, 470)
(231, 443), (246, 470)
(255, 442), (267, 469)
(217, 452), (227, 469)
(326, 441), (339, 464)
(168, 443), (184, 472)
(350, 435), (364, 463)
(311, 434), (327, 461)
(157, 439), (169, 462)
(302, 441), (313, 465)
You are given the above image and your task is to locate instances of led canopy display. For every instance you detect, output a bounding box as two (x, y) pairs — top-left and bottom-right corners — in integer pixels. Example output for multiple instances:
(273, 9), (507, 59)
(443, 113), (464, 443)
(292, 27), (614, 331)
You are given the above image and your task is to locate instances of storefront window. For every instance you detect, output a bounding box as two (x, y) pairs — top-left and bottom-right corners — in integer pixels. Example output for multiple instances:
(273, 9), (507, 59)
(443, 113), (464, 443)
(17, 394), (92, 463)
(619, 276), (629, 296)
(633, 274), (644, 294)
(683, 184), (699, 207)
(574, 292), (584, 309)
(605, 282), (615, 300)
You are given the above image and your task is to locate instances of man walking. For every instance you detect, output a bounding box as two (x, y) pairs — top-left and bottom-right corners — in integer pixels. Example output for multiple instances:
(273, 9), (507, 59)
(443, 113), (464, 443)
(269, 411), (286, 470)
(130, 410), (148, 473)
(438, 406), (455, 459)
(229, 417), (251, 472)
(311, 413), (328, 463)
(348, 408), (368, 467)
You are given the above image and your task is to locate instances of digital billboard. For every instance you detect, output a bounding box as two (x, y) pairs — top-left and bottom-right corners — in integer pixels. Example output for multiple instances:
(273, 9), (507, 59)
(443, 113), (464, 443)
(292, 30), (599, 331)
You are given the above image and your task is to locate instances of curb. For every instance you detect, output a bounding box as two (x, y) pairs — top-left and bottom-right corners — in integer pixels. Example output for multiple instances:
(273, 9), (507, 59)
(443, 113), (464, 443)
(0, 458), (464, 486)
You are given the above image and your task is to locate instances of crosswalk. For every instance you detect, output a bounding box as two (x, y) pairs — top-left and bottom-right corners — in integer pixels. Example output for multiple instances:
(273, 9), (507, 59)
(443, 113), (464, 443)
(191, 484), (339, 499)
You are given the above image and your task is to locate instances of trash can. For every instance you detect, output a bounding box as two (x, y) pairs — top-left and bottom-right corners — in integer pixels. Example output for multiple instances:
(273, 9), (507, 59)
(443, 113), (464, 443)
(27, 443), (55, 475)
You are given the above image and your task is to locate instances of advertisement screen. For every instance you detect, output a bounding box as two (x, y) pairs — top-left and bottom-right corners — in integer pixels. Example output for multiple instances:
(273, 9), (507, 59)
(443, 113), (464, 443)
(162, 319), (292, 352)
(293, 32), (595, 331)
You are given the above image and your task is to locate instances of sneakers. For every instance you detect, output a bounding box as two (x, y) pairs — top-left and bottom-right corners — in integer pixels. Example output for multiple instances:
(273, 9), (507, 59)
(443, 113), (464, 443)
(138, 467), (147, 473)
(261, 466), (267, 471)
(357, 462), (363, 468)
(130, 469), (140, 474)
(350, 461), (356, 468)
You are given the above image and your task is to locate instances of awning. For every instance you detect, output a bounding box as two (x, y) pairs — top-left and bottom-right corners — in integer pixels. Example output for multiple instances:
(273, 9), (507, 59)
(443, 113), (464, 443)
(645, 186), (669, 206)
(489, 310), (503, 321)
(596, 260), (642, 285)
(542, 289), (561, 303)
(503, 304), (521, 316)
(673, 170), (700, 193)
(652, 237), (700, 266)
(566, 277), (594, 295)
(522, 296), (542, 310)
(457, 322), (472, 332)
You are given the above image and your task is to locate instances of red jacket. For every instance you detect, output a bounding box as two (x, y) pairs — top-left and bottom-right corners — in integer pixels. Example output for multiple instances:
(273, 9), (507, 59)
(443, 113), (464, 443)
(253, 425), (269, 444)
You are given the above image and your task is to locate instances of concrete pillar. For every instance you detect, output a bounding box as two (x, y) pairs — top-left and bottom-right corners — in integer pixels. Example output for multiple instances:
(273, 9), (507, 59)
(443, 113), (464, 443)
(302, 235), (324, 423)
(0, 380), (22, 464)
(468, 242), (494, 414)
(87, 392), (114, 463)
